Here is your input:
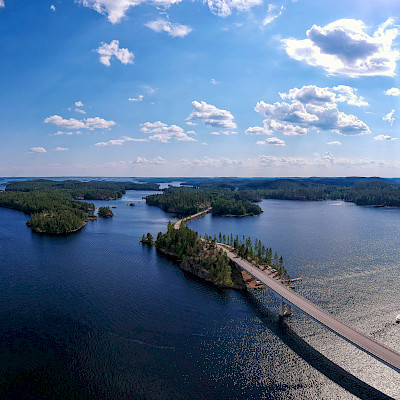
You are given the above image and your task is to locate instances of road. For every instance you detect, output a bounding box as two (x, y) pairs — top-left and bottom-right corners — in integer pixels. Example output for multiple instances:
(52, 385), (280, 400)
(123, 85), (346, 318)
(217, 244), (400, 374)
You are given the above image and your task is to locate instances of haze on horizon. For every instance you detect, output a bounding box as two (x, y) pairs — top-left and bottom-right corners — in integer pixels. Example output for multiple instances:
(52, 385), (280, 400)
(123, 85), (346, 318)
(1, 0), (400, 177)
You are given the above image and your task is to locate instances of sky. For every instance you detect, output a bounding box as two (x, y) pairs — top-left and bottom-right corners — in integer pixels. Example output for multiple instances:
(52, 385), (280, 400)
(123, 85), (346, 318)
(1, 0), (400, 177)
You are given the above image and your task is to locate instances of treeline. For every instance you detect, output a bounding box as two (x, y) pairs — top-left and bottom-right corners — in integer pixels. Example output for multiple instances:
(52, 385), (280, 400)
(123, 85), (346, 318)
(146, 187), (262, 217)
(206, 232), (289, 280)
(6, 179), (160, 200)
(178, 178), (400, 208)
(152, 222), (235, 287)
(0, 191), (95, 234)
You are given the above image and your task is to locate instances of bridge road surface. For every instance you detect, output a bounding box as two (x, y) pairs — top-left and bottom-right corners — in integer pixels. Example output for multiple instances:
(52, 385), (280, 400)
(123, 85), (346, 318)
(217, 244), (400, 374)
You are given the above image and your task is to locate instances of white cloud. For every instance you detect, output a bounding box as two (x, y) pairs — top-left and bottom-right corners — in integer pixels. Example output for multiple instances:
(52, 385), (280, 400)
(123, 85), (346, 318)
(45, 115), (115, 130)
(246, 119), (308, 136)
(145, 19), (192, 37)
(279, 85), (368, 107)
(385, 87), (400, 96)
(97, 40), (134, 66)
(210, 130), (238, 135)
(29, 147), (47, 153)
(332, 85), (368, 107)
(141, 121), (197, 143)
(0, 0), (4, 7)
(211, 78), (218, 85)
(75, 108), (86, 114)
(262, 4), (283, 27)
(205, 0), (263, 17)
(254, 86), (370, 136)
(256, 137), (286, 146)
(85, 117), (116, 129)
(128, 95), (144, 102)
(187, 100), (237, 129)
(45, 115), (86, 129)
(134, 156), (166, 165)
(50, 5), (56, 11)
(283, 18), (400, 77)
(79, 0), (182, 24)
(75, 101), (84, 107)
(374, 134), (398, 141)
(56, 147), (69, 151)
(95, 136), (148, 146)
(383, 109), (395, 125)
(327, 141), (342, 145)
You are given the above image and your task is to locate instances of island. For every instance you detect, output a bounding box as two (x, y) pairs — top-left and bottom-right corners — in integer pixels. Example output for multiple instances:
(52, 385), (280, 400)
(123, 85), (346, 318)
(142, 215), (289, 291)
(97, 206), (114, 218)
(0, 179), (159, 234)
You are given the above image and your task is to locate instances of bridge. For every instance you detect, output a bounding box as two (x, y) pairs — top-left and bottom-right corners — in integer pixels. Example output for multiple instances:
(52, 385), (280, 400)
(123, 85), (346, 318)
(216, 243), (400, 374)
(173, 210), (400, 373)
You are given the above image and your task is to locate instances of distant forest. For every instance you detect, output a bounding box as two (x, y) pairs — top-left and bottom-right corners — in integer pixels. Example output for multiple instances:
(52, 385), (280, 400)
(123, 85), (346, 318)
(0, 179), (159, 234)
(145, 178), (400, 217)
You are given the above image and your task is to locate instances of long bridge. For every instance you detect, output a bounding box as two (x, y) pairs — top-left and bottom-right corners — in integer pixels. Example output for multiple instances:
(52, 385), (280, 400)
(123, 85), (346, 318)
(173, 211), (400, 374)
(217, 243), (400, 374)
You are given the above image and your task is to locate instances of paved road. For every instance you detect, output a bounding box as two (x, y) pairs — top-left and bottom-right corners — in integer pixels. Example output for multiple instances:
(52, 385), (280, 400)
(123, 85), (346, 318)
(217, 244), (400, 373)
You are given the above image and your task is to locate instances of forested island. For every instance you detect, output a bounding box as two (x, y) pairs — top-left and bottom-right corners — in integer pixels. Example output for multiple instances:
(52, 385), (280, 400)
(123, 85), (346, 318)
(145, 187), (262, 217)
(146, 178), (400, 213)
(142, 220), (288, 290)
(0, 179), (159, 234)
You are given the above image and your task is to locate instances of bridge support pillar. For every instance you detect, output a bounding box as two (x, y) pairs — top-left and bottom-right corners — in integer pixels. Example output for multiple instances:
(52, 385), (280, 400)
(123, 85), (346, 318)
(279, 300), (292, 317)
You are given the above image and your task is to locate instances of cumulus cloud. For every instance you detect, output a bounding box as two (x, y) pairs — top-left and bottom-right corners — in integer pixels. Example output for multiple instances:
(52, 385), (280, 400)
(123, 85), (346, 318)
(75, 101), (84, 107)
(211, 78), (218, 85)
(75, 108), (86, 114)
(205, 0), (262, 17)
(279, 84), (368, 107)
(374, 134), (397, 141)
(383, 109), (395, 125)
(385, 87), (400, 96)
(327, 141), (342, 145)
(45, 115), (86, 129)
(283, 18), (400, 77)
(246, 119), (308, 136)
(187, 100), (237, 129)
(29, 147), (47, 153)
(256, 137), (286, 146)
(253, 85), (370, 136)
(50, 5), (56, 11)
(141, 121), (197, 143)
(97, 40), (134, 66)
(129, 95), (144, 102)
(145, 19), (192, 37)
(79, 0), (182, 24)
(0, 0), (4, 6)
(56, 147), (69, 151)
(95, 136), (147, 146)
(45, 115), (115, 130)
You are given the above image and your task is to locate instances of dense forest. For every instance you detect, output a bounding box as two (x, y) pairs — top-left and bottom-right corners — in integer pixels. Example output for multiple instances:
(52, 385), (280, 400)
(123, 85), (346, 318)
(147, 178), (400, 211)
(145, 187), (262, 217)
(5, 179), (160, 200)
(153, 222), (237, 287)
(0, 191), (95, 234)
(97, 206), (114, 218)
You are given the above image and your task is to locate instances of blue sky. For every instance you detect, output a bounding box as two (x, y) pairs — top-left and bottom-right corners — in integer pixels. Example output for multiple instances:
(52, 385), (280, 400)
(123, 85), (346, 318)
(1, 0), (400, 177)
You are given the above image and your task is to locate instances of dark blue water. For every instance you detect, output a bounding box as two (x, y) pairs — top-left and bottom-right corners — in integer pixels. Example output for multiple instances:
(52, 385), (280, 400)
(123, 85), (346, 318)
(0, 193), (399, 399)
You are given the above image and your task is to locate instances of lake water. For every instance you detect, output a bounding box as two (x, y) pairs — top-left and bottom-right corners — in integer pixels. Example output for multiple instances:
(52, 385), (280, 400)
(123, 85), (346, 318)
(0, 191), (399, 399)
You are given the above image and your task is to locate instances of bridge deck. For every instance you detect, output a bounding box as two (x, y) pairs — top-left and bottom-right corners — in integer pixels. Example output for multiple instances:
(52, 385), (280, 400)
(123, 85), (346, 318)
(217, 244), (400, 373)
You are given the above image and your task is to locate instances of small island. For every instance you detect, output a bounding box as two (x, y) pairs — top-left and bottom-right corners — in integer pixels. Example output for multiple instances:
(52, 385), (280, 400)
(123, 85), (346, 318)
(97, 206), (114, 218)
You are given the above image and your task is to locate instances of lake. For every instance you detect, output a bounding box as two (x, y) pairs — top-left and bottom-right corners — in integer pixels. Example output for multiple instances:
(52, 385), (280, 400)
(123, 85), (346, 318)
(0, 192), (398, 399)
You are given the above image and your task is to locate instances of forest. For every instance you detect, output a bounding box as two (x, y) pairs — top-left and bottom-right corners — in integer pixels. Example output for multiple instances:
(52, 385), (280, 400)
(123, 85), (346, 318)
(147, 178), (400, 210)
(152, 222), (236, 287)
(0, 190), (95, 234)
(5, 179), (160, 200)
(145, 187), (262, 217)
